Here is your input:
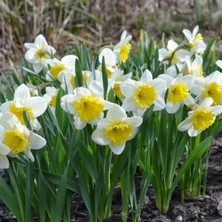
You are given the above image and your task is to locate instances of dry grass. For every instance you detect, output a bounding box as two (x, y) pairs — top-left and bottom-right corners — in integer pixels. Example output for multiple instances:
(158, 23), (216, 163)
(1, 0), (222, 72)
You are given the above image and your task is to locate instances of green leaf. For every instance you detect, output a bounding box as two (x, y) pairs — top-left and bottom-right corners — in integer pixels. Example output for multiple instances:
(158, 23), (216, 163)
(101, 57), (108, 99)
(25, 162), (35, 222)
(171, 136), (213, 194)
(75, 59), (83, 87)
(0, 176), (21, 221)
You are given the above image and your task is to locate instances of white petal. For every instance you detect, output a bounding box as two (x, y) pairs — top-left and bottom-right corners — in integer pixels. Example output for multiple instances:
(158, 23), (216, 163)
(158, 48), (169, 61)
(178, 118), (192, 131)
(166, 102), (180, 113)
(33, 63), (43, 73)
(107, 104), (127, 120)
(28, 97), (48, 117)
(127, 116), (143, 127)
(24, 43), (35, 49)
(25, 49), (38, 63)
(167, 39), (178, 51)
(122, 98), (136, 112)
(141, 69), (153, 82)
(200, 97), (213, 107)
(188, 128), (201, 137)
(91, 128), (109, 146)
(0, 155), (9, 169)
(216, 60), (222, 69)
(153, 97), (166, 111)
(110, 143), (125, 155)
(183, 29), (192, 42)
(184, 94), (195, 106)
(24, 149), (34, 162)
(35, 34), (48, 48)
(120, 80), (137, 97)
(0, 143), (10, 155)
(61, 55), (78, 69)
(193, 26), (199, 37)
(28, 132), (46, 150)
(14, 84), (30, 105)
(213, 105), (222, 115)
(99, 48), (116, 66)
(74, 117), (87, 130)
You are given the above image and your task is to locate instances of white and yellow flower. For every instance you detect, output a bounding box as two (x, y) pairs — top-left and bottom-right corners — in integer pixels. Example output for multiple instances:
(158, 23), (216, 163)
(191, 71), (222, 105)
(46, 55), (78, 81)
(183, 25), (206, 54)
(0, 112), (46, 161)
(178, 97), (222, 137)
(114, 30), (132, 63)
(98, 48), (117, 78)
(110, 69), (132, 99)
(61, 81), (112, 129)
(0, 84), (48, 130)
(159, 39), (190, 65)
(59, 70), (91, 94)
(159, 73), (194, 113)
(120, 69), (167, 116)
(43, 86), (59, 109)
(24, 34), (56, 73)
(0, 124), (10, 169)
(181, 55), (203, 77)
(91, 104), (142, 154)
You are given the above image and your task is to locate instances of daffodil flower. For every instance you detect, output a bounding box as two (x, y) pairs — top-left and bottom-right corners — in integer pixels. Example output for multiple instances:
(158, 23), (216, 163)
(0, 84), (48, 130)
(24, 34), (56, 73)
(91, 104), (143, 154)
(60, 70), (90, 94)
(191, 71), (222, 105)
(159, 39), (191, 65)
(61, 81), (112, 129)
(0, 112), (46, 161)
(159, 73), (194, 113)
(120, 69), (167, 116)
(178, 97), (222, 137)
(114, 30), (132, 63)
(43, 86), (59, 109)
(181, 55), (203, 77)
(46, 55), (78, 81)
(0, 125), (10, 169)
(98, 48), (117, 77)
(110, 69), (132, 99)
(183, 25), (206, 54)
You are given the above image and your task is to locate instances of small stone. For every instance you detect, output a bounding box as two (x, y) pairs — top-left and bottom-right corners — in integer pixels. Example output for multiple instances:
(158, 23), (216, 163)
(174, 215), (183, 222)
(217, 200), (222, 216)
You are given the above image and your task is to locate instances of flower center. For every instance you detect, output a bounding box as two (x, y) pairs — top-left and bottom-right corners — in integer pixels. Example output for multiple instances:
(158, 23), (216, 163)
(168, 82), (189, 103)
(120, 43), (131, 63)
(35, 48), (49, 60)
(4, 130), (28, 154)
(70, 75), (77, 89)
(50, 63), (66, 79)
(10, 103), (34, 125)
(105, 122), (133, 146)
(50, 95), (57, 108)
(194, 33), (203, 42)
(191, 108), (215, 130)
(204, 82), (222, 105)
(74, 96), (104, 122)
(134, 84), (157, 108)
(113, 83), (124, 98)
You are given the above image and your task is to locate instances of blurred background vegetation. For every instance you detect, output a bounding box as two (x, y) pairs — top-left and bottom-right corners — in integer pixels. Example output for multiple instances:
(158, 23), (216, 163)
(1, 0), (222, 71)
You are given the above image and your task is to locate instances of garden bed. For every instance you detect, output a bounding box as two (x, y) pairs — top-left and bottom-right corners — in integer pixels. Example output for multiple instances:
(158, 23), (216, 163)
(69, 135), (222, 222)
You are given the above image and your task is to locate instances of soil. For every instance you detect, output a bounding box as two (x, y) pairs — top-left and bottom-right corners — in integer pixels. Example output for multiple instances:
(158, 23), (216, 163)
(1, 135), (222, 222)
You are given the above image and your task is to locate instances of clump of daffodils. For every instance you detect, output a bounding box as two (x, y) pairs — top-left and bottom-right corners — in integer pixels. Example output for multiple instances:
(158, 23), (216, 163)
(3, 26), (219, 169)
(0, 84), (48, 169)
